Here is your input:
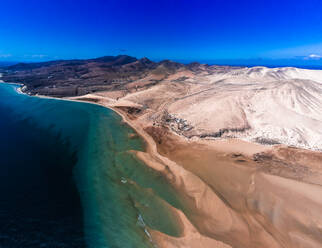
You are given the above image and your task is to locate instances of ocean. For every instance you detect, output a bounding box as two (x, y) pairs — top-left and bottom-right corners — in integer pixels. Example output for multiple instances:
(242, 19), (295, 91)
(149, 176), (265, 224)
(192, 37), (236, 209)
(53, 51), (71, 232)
(0, 83), (182, 247)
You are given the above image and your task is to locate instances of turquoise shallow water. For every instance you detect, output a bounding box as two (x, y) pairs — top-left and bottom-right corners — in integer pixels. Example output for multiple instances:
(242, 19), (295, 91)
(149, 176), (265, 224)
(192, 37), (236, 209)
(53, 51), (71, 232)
(0, 83), (182, 247)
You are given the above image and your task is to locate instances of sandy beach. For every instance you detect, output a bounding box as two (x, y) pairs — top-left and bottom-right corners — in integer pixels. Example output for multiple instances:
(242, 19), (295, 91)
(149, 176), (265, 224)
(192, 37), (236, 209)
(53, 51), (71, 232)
(3, 81), (322, 247)
(61, 93), (322, 248)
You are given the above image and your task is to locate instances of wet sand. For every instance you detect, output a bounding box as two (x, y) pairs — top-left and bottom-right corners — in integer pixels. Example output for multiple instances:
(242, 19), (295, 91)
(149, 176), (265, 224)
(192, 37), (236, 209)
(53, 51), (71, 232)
(144, 126), (322, 248)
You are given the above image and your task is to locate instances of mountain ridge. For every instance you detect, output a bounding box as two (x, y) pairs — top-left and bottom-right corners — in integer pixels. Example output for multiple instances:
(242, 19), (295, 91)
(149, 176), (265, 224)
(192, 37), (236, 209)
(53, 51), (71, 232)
(0, 55), (210, 96)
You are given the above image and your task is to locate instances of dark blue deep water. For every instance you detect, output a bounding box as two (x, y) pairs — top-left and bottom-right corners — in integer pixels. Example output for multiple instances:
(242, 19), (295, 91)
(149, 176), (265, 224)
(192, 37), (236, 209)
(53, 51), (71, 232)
(0, 83), (182, 248)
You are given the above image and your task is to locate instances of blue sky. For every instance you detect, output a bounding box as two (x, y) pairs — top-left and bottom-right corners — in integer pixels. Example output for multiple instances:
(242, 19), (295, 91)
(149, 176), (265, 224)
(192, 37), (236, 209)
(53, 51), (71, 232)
(1, 0), (322, 65)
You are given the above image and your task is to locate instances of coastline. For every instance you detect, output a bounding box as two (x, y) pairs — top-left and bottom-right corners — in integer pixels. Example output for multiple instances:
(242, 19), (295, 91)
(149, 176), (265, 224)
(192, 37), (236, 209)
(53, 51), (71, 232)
(23, 90), (241, 247)
(7, 85), (322, 248)
(63, 97), (239, 247)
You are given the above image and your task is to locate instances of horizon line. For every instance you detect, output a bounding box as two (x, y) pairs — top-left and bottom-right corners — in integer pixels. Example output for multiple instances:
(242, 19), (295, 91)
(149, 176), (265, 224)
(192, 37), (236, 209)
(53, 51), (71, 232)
(1, 55), (322, 69)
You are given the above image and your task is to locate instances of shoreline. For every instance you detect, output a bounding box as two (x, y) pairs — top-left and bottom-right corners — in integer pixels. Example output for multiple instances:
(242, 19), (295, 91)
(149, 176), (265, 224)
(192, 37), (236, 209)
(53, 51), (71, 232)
(6, 84), (322, 248)
(7, 85), (185, 247)
(16, 88), (242, 247)
(5, 85), (176, 247)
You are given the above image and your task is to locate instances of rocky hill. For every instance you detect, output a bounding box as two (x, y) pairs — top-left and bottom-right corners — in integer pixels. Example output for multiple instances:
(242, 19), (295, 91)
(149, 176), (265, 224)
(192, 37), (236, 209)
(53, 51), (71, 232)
(0, 55), (185, 96)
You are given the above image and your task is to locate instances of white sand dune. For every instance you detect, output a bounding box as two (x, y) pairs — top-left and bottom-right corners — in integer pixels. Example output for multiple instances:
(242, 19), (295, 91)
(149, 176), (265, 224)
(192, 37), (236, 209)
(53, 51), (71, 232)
(152, 66), (322, 150)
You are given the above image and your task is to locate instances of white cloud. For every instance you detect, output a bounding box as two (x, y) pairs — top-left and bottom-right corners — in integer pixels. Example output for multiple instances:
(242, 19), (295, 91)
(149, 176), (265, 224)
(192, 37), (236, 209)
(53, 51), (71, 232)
(32, 54), (47, 58)
(263, 42), (322, 59)
(303, 54), (322, 60)
(308, 54), (322, 59)
(0, 54), (12, 58)
(23, 54), (48, 59)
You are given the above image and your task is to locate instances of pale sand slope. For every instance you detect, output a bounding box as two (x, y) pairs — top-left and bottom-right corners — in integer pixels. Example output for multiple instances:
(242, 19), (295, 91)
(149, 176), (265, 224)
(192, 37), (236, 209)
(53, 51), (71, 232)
(113, 66), (322, 150)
